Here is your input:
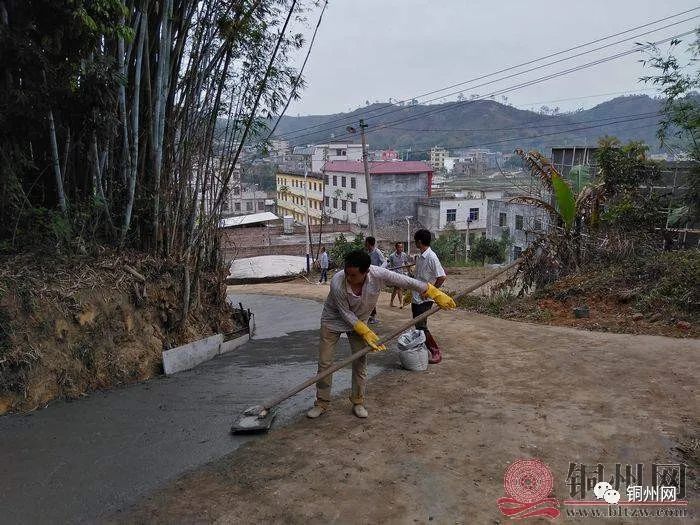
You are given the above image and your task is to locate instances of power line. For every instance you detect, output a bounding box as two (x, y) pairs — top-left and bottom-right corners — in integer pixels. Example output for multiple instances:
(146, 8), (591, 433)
(263, 0), (328, 141)
(383, 110), (661, 133)
(273, 9), (698, 141)
(320, 29), (695, 146)
(394, 115), (662, 157)
(516, 87), (660, 108)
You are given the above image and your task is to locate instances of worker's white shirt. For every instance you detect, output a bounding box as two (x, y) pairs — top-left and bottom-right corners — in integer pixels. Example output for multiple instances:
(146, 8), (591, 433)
(320, 252), (329, 269)
(321, 266), (427, 333)
(368, 248), (387, 267)
(412, 247), (446, 304)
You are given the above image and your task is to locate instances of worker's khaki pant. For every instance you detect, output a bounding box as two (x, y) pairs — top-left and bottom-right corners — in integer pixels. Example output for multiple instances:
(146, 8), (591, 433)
(315, 323), (367, 408)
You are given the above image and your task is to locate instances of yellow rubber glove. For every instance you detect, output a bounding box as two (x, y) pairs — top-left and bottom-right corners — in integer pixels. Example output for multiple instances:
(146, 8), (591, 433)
(425, 283), (457, 310)
(353, 320), (386, 352)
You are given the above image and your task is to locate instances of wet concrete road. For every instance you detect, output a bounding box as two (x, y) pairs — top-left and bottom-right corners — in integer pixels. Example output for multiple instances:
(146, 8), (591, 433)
(0, 293), (394, 524)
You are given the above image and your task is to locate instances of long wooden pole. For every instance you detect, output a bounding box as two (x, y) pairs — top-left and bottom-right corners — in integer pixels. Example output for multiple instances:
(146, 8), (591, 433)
(254, 259), (519, 414)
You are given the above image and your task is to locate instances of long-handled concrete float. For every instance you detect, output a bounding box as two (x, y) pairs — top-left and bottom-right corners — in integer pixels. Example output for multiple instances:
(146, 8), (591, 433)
(231, 259), (519, 434)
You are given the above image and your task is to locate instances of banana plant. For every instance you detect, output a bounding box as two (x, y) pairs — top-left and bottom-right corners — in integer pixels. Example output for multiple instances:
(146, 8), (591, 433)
(510, 149), (605, 232)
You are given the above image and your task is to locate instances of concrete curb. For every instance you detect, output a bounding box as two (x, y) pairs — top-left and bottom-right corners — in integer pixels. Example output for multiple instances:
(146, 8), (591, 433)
(163, 333), (250, 375)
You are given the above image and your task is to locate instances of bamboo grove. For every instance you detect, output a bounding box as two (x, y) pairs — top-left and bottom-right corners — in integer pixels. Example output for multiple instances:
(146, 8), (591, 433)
(0, 0), (311, 272)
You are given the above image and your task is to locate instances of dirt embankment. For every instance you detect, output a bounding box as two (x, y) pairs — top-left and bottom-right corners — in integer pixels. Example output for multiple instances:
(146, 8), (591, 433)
(450, 251), (699, 339)
(0, 251), (240, 414)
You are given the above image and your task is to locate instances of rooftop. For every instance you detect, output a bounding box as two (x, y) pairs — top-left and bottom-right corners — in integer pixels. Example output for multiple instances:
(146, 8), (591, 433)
(219, 212), (281, 228)
(323, 160), (433, 175)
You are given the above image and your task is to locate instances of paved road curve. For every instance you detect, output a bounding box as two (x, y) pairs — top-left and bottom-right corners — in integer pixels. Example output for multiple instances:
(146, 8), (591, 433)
(0, 293), (393, 524)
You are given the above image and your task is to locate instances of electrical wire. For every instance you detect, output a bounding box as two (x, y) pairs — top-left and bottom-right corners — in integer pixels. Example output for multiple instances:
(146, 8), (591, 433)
(273, 9), (698, 141)
(313, 29), (695, 146)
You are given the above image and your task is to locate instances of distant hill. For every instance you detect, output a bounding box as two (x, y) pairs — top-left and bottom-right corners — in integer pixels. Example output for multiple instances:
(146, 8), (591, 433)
(273, 95), (666, 154)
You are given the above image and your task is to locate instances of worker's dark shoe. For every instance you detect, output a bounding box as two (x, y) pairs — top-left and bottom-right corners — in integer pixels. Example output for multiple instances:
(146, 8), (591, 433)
(307, 406), (327, 419)
(428, 347), (442, 364)
(353, 404), (368, 418)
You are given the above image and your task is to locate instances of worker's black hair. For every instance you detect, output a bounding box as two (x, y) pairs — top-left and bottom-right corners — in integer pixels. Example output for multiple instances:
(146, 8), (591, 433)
(395, 241), (402, 248)
(365, 236), (376, 247)
(414, 229), (432, 246)
(345, 250), (371, 273)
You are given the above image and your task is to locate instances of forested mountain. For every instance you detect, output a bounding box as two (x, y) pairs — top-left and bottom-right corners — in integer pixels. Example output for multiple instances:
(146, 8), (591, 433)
(273, 95), (668, 153)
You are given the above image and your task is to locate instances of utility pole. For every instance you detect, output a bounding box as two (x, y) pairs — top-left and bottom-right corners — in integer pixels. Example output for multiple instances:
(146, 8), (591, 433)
(304, 158), (311, 274)
(405, 216), (412, 254)
(359, 119), (375, 236)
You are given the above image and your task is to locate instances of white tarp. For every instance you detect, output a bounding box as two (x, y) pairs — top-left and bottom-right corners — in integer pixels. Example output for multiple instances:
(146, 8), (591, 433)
(219, 212), (280, 228)
(229, 255), (309, 279)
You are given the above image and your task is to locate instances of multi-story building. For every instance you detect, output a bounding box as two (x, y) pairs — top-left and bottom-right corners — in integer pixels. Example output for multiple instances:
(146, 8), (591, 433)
(416, 196), (488, 237)
(430, 146), (449, 171)
(550, 146), (598, 178)
(221, 184), (275, 216)
(275, 169), (326, 225)
(486, 200), (549, 261)
(310, 143), (364, 172)
(322, 160), (433, 227)
(417, 195), (549, 261)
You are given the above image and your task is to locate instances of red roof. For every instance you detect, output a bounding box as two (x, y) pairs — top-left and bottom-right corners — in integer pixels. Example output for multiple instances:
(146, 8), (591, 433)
(323, 160), (433, 175)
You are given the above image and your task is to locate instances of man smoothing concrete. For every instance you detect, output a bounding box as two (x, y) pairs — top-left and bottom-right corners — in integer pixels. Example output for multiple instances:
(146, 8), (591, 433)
(411, 229), (448, 364)
(307, 249), (455, 419)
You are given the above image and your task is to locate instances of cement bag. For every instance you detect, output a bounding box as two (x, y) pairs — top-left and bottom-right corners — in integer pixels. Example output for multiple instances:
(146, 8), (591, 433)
(397, 329), (429, 371)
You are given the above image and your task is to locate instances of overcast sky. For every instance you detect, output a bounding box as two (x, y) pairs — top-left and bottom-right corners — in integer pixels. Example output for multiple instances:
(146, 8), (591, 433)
(286, 0), (698, 116)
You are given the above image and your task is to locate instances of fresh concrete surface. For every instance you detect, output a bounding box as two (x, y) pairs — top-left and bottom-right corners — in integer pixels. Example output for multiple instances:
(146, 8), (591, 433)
(162, 333), (223, 375)
(0, 293), (394, 524)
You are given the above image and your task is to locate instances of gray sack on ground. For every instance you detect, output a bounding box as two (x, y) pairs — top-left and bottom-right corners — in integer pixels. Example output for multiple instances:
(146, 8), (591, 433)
(396, 329), (429, 371)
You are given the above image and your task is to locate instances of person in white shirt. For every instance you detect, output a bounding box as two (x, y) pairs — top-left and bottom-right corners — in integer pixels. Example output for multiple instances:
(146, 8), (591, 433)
(318, 246), (329, 283)
(364, 236), (386, 324)
(388, 242), (412, 308)
(307, 249), (455, 420)
(411, 229), (448, 364)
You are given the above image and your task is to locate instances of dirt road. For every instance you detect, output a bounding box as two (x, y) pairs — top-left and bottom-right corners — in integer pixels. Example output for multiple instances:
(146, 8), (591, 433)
(125, 282), (699, 523)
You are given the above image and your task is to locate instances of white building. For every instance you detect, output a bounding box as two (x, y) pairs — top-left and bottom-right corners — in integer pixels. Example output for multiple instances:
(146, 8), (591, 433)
(310, 143), (364, 172)
(430, 146), (449, 171)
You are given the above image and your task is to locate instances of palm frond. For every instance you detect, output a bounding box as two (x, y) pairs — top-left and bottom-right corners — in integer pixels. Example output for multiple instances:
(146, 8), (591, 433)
(514, 149), (561, 191)
(508, 195), (559, 217)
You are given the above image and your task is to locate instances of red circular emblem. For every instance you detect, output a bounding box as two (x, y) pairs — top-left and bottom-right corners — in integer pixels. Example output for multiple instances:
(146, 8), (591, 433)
(503, 458), (554, 503)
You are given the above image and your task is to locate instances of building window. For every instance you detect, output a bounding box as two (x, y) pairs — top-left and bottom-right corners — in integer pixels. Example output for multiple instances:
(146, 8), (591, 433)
(513, 246), (523, 259)
(222, 201), (229, 211)
(515, 215), (524, 230)
(469, 208), (479, 221)
(351, 202), (357, 213)
(468, 232), (475, 245)
(351, 177), (356, 189)
(341, 176), (346, 188)
(235, 202), (241, 212)
(324, 174), (329, 184)
(534, 218), (543, 230)
(246, 202), (253, 211)
(360, 198), (368, 204)
(257, 201), (264, 211)
(342, 200), (347, 211)
(336, 149), (345, 156)
(332, 175), (337, 186)
(446, 209), (457, 222)
(333, 197), (338, 208)
(325, 196), (329, 207)
(499, 212), (507, 227)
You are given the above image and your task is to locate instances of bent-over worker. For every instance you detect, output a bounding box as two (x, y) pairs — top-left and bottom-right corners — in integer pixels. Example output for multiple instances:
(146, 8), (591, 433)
(307, 249), (455, 420)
